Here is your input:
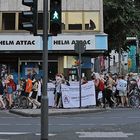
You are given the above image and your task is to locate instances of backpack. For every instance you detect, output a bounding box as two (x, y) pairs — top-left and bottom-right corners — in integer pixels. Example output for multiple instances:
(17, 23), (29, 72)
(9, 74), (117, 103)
(98, 80), (105, 91)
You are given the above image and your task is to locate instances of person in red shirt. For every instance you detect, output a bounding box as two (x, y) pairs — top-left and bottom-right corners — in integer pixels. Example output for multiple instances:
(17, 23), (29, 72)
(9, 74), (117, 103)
(5, 75), (15, 109)
(25, 75), (32, 97)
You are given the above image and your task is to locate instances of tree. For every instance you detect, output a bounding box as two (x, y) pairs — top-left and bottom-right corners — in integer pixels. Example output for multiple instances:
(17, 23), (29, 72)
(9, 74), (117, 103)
(103, 0), (140, 53)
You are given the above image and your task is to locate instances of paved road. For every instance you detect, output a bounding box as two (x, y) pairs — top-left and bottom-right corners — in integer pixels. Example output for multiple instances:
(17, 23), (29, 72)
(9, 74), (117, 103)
(0, 108), (140, 140)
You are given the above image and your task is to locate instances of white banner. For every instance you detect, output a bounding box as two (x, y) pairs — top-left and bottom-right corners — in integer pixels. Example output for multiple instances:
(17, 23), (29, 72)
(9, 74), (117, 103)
(47, 83), (55, 107)
(61, 81), (96, 108)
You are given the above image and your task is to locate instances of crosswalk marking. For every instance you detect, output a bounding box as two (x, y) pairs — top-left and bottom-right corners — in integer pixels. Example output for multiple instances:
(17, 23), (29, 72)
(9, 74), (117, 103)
(35, 133), (56, 136)
(0, 132), (29, 135)
(76, 132), (134, 138)
(0, 132), (56, 137)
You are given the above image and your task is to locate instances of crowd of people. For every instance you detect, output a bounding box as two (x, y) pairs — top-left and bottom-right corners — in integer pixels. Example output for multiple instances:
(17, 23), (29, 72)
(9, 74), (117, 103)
(0, 72), (140, 110)
(0, 73), (68, 110)
(91, 72), (140, 108)
(0, 74), (42, 110)
(52, 72), (140, 109)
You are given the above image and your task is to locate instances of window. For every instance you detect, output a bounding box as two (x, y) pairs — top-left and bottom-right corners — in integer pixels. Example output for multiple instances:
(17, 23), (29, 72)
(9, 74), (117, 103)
(38, 13), (43, 30)
(84, 12), (99, 31)
(67, 12), (82, 30)
(2, 13), (15, 30)
(0, 11), (100, 32)
(18, 13), (23, 30)
(62, 12), (65, 30)
(62, 11), (100, 31)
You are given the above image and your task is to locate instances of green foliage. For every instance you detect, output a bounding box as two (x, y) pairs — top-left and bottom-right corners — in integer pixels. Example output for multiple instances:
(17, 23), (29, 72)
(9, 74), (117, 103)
(103, 0), (140, 53)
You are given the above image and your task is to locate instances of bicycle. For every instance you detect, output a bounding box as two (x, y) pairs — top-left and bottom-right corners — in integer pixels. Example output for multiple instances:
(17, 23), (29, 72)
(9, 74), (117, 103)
(2, 93), (9, 109)
(128, 86), (140, 108)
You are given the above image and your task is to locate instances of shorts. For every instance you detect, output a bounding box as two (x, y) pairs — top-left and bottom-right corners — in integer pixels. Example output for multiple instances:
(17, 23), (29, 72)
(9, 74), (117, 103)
(119, 90), (127, 96)
(7, 86), (13, 94)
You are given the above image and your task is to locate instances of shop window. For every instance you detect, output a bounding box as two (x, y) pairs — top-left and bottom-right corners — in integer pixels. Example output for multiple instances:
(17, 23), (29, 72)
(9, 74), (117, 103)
(67, 12), (82, 30)
(2, 13), (15, 30)
(84, 12), (100, 31)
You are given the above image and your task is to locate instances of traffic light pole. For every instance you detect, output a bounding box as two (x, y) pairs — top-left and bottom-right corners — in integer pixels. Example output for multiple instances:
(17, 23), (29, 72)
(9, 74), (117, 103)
(79, 52), (82, 108)
(41, 0), (48, 140)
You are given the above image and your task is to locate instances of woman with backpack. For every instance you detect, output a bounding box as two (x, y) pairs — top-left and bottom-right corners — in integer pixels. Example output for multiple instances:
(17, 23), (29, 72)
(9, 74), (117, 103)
(5, 75), (15, 109)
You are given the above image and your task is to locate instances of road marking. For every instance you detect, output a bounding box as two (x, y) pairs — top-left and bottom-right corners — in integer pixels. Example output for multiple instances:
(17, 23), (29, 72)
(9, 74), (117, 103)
(56, 124), (73, 126)
(92, 117), (104, 119)
(110, 117), (121, 119)
(36, 133), (56, 136)
(0, 132), (30, 135)
(0, 124), (10, 126)
(0, 132), (56, 137)
(101, 123), (116, 126)
(128, 117), (140, 119)
(79, 124), (96, 126)
(15, 124), (32, 126)
(76, 132), (134, 138)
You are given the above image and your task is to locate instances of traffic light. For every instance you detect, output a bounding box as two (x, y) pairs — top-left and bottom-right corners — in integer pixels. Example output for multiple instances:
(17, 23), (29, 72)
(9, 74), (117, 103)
(22, 0), (38, 35)
(50, 0), (61, 35)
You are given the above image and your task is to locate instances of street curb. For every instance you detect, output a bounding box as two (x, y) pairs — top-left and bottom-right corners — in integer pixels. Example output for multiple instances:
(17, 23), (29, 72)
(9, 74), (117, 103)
(9, 108), (106, 117)
(9, 109), (41, 117)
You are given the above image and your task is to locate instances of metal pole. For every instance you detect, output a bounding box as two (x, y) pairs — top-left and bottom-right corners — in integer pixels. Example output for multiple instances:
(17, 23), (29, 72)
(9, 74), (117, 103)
(41, 0), (48, 140)
(79, 52), (82, 108)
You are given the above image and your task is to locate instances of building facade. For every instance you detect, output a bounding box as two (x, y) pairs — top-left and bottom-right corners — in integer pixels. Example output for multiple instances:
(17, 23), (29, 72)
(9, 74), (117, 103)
(0, 0), (108, 83)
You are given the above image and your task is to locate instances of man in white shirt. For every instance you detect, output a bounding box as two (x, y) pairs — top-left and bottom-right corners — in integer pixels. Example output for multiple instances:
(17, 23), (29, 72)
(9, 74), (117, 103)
(116, 75), (128, 107)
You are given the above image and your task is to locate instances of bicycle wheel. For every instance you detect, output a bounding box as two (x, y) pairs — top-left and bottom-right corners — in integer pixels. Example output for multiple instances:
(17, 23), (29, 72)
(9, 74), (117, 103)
(3, 97), (9, 109)
(129, 95), (140, 108)
(19, 96), (29, 109)
(12, 94), (20, 109)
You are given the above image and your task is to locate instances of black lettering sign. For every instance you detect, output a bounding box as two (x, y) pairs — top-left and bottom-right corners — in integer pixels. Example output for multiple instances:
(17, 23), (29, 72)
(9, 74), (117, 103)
(0, 40), (14, 45)
(71, 40), (76, 45)
(16, 40), (35, 45)
(16, 41), (20, 45)
(54, 40), (70, 45)
(32, 40), (35, 45)
(27, 41), (31, 45)
(9, 41), (14, 45)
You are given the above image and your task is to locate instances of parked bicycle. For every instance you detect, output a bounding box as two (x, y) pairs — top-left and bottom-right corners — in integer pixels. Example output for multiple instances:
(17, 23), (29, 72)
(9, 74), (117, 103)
(2, 91), (31, 109)
(128, 80), (140, 108)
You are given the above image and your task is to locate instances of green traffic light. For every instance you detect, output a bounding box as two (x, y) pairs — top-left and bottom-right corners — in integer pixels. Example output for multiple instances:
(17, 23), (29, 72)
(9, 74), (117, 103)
(52, 11), (59, 20)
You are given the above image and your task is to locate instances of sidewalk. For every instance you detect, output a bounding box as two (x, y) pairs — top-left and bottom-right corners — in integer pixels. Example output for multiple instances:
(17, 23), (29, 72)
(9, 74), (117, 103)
(9, 107), (106, 117)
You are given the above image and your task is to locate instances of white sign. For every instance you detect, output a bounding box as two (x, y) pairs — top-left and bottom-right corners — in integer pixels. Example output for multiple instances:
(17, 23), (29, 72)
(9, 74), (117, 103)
(52, 35), (95, 50)
(126, 37), (137, 40)
(48, 83), (55, 107)
(0, 35), (42, 50)
(61, 81), (96, 108)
